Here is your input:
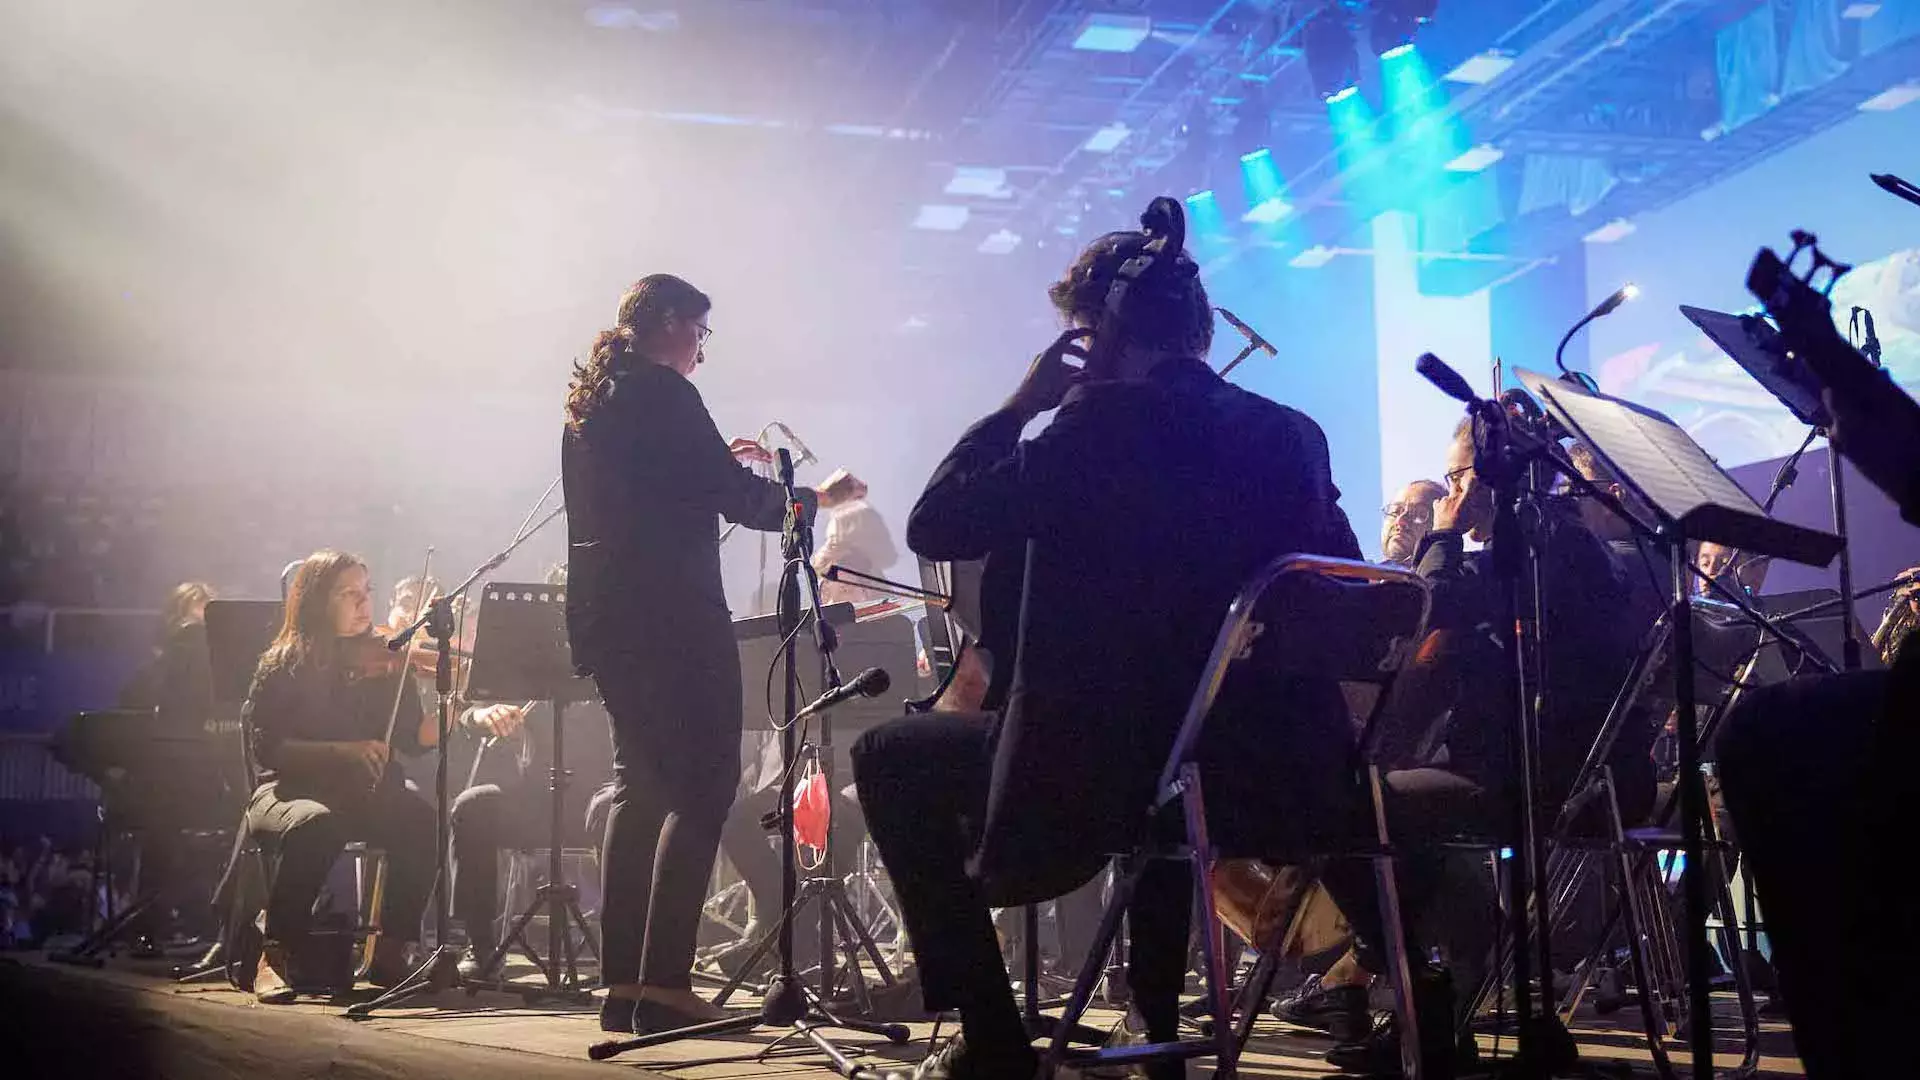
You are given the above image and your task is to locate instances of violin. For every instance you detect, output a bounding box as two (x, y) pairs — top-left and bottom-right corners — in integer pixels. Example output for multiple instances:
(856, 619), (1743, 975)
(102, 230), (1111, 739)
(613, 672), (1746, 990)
(356, 624), (474, 685)
(340, 630), (416, 682)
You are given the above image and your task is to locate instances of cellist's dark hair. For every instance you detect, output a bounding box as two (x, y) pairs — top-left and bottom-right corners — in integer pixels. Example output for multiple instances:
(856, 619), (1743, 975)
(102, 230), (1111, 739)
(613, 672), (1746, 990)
(565, 274), (712, 431)
(1046, 231), (1212, 356)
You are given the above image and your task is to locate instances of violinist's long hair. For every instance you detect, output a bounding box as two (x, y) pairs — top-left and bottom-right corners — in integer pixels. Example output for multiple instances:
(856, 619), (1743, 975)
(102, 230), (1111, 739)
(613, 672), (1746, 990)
(564, 274), (712, 432)
(260, 550), (366, 677)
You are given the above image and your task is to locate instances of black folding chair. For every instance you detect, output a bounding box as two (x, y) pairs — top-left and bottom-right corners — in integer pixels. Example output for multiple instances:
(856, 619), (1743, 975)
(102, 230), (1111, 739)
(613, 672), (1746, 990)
(1042, 554), (1434, 1079)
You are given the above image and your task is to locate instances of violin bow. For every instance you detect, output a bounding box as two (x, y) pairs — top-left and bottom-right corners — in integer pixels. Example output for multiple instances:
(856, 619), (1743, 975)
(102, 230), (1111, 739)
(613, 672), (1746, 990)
(376, 547), (436, 782)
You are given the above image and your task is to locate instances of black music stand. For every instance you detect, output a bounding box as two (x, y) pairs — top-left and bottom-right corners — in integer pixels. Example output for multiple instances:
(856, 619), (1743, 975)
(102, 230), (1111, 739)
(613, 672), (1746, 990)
(204, 600), (284, 711)
(460, 582), (600, 1003)
(1681, 303), (1869, 669)
(1520, 369), (1841, 1080)
(48, 708), (237, 967)
(163, 600), (283, 982)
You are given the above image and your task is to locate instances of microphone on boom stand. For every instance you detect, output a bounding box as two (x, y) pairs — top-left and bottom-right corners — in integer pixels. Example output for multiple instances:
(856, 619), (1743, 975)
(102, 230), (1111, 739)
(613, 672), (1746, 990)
(1216, 306), (1277, 377)
(1872, 172), (1920, 210)
(793, 667), (890, 722)
(1420, 351), (1583, 1074)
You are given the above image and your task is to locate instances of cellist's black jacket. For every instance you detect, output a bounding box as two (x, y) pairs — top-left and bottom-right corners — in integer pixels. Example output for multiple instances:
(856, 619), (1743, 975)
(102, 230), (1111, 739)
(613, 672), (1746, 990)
(907, 357), (1363, 894)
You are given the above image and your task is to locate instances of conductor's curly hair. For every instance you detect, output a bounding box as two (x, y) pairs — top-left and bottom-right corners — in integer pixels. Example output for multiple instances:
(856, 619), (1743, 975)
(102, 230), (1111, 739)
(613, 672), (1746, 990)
(565, 274), (711, 431)
(1046, 231), (1212, 357)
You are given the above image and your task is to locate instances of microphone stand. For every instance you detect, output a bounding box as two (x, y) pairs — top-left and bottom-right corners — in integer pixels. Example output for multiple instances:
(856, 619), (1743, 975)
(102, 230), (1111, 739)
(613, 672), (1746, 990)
(345, 498), (565, 1018)
(1215, 306), (1277, 377)
(589, 449), (908, 1073)
(1418, 358), (1577, 1076)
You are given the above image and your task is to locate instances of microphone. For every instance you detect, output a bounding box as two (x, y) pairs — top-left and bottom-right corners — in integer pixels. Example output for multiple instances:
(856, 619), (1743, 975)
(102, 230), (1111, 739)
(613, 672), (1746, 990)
(1872, 173), (1920, 210)
(1854, 306), (1883, 367)
(1417, 353), (1479, 406)
(793, 667), (891, 721)
(1215, 307), (1277, 356)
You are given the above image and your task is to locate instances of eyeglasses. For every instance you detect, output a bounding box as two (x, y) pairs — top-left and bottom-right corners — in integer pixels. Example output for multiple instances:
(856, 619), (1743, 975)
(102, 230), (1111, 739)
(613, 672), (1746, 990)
(1444, 465), (1473, 487)
(693, 322), (714, 345)
(1382, 502), (1433, 522)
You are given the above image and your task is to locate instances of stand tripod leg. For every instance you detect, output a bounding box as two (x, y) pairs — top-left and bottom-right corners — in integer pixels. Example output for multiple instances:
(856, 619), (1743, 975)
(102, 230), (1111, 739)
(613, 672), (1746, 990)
(52, 893), (160, 966)
(569, 893), (601, 962)
(464, 885), (598, 1002)
(481, 898), (546, 977)
(711, 879), (822, 1005)
(344, 945), (465, 1018)
(828, 884), (896, 988)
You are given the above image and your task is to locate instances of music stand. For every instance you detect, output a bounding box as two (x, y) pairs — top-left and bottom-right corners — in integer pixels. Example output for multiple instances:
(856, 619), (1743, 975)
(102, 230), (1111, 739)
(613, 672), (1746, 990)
(1681, 303), (1869, 669)
(461, 581), (600, 1002)
(1521, 369), (1841, 1080)
(204, 600), (284, 713)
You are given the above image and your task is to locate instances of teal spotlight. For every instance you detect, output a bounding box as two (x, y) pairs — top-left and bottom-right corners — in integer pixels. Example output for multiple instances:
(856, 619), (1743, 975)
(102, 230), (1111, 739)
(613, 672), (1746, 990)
(1381, 42), (1416, 60)
(1327, 87), (1386, 213)
(1184, 189), (1227, 241)
(1239, 147), (1291, 225)
(1328, 84), (1361, 105)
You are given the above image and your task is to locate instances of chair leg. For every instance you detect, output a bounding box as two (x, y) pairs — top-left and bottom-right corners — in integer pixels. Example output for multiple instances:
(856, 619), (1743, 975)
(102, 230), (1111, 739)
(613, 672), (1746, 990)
(1706, 845), (1762, 1078)
(1230, 943), (1279, 1051)
(1044, 864), (1139, 1072)
(1179, 767), (1238, 1079)
(1617, 848), (1680, 1080)
(353, 852), (388, 981)
(1371, 854), (1424, 1080)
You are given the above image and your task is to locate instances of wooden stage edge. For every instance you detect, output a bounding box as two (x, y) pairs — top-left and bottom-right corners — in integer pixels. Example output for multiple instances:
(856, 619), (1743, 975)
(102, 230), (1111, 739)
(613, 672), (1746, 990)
(0, 950), (1807, 1079)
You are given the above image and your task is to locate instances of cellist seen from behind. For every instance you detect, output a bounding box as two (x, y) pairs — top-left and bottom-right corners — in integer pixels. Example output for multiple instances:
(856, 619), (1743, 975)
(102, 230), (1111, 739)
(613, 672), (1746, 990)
(851, 206), (1362, 1080)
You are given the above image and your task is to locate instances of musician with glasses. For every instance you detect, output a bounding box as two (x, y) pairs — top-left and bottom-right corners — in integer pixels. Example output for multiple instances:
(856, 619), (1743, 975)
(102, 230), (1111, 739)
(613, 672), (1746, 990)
(851, 220), (1360, 1080)
(1380, 480), (1446, 567)
(562, 273), (818, 1034)
(1312, 419), (1651, 1073)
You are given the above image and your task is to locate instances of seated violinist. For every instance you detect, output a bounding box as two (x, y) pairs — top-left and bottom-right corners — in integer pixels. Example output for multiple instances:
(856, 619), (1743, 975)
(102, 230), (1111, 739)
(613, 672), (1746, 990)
(240, 550), (438, 1003)
(852, 213), (1361, 1080)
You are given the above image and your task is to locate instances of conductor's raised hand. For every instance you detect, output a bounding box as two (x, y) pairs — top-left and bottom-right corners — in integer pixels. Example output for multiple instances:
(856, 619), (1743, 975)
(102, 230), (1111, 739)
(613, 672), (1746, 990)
(728, 437), (774, 465)
(1006, 328), (1095, 419)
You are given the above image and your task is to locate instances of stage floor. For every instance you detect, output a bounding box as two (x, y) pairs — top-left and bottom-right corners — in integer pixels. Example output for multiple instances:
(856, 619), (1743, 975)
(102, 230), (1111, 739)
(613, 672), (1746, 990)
(0, 948), (1807, 1079)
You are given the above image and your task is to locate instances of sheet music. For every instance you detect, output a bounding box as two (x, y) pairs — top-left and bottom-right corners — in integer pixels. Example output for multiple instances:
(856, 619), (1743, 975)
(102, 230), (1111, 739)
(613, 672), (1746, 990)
(1520, 369), (1840, 567)
(1543, 384), (1763, 523)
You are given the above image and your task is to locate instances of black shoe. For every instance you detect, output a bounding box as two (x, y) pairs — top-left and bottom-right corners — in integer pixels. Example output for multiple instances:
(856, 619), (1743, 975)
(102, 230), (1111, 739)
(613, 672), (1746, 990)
(599, 996), (639, 1033)
(1592, 966), (1628, 1015)
(912, 1033), (1039, 1080)
(1325, 967), (1476, 1079)
(1325, 1017), (1479, 1079)
(1276, 976), (1374, 1043)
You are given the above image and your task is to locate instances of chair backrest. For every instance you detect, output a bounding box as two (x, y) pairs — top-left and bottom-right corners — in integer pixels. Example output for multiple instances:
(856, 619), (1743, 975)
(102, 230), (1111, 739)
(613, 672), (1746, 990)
(1157, 555), (1432, 793)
